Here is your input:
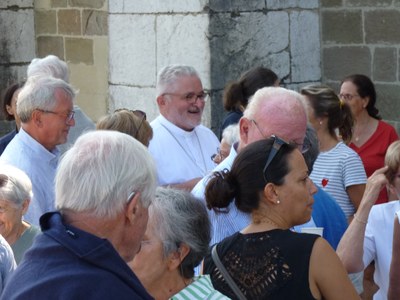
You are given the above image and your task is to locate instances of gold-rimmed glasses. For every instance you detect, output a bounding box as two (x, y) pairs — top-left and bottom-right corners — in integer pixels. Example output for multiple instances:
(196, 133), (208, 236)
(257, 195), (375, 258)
(162, 92), (209, 104)
(37, 109), (75, 123)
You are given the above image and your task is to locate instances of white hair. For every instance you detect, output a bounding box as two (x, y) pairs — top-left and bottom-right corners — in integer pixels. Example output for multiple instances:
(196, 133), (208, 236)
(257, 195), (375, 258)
(0, 165), (32, 207)
(221, 124), (240, 146)
(27, 55), (69, 82)
(55, 131), (157, 219)
(17, 76), (76, 123)
(244, 86), (307, 119)
(151, 187), (210, 278)
(156, 64), (200, 96)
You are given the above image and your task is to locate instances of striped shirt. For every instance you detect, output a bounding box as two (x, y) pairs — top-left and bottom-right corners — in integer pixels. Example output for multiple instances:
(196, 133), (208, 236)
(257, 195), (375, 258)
(310, 142), (366, 218)
(170, 275), (231, 300)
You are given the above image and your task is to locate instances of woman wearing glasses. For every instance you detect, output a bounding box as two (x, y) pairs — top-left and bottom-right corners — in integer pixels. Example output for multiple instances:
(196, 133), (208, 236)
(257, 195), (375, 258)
(96, 109), (152, 147)
(203, 137), (358, 300)
(340, 74), (398, 204)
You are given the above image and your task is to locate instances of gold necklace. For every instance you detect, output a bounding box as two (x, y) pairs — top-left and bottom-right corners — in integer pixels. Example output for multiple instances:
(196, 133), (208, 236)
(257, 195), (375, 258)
(253, 217), (281, 228)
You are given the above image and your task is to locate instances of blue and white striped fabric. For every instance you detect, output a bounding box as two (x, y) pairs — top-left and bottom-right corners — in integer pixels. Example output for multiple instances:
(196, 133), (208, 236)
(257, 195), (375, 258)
(170, 275), (231, 300)
(310, 142), (366, 218)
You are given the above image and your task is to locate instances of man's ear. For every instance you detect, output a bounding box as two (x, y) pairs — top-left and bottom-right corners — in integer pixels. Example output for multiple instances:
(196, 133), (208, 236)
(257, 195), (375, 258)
(31, 110), (43, 128)
(239, 117), (251, 146)
(167, 243), (190, 271)
(6, 105), (13, 116)
(156, 95), (166, 107)
(125, 192), (141, 224)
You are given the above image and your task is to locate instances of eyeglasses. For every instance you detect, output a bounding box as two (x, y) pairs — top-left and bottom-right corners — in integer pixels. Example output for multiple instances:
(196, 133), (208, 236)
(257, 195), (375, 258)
(339, 93), (359, 101)
(162, 92), (209, 104)
(251, 119), (310, 153)
(38, 109), (75, 123)
(115, 109), (147, 139)
(263, 135), (290, 181)
(211, 147), (225, 163)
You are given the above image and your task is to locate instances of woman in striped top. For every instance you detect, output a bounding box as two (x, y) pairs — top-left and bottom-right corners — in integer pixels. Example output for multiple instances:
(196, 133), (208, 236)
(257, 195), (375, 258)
(301, 85), (367, 222)
(129, 187), (230, 300)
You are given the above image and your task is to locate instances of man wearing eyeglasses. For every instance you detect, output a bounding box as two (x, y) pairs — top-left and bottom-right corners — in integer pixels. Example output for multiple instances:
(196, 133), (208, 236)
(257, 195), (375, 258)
(0, 76), (76, 226)
(149, 65), (220, 191)
(192, 87), (310, 246)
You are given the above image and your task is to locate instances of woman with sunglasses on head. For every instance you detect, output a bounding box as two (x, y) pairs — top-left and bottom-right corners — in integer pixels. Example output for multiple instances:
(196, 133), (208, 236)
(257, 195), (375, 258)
(301, 85), (367, 223)
(340, 74), (398, 204)
(203, 137), (358, 300)
(96, 109), (152, 147)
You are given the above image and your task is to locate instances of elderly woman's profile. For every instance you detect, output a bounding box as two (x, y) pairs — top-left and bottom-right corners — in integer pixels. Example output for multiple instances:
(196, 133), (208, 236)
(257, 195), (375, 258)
(129, 187), (230, 299)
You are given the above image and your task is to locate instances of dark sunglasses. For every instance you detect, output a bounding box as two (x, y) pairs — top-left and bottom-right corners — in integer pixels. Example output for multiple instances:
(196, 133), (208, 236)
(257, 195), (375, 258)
(263, 135), (290, 182)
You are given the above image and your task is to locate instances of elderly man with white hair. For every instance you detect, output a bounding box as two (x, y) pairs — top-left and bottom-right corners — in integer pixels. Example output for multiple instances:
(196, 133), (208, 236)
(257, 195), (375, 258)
(0, 76), (76, 226)
(1, 131), (157, 299)
(192, 87), (311, 245)
(149, 65), (219, 191)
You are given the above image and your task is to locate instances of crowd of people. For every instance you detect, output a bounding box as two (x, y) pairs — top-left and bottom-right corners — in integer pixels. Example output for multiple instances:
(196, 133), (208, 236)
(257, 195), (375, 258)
(0, 55), (399, 300)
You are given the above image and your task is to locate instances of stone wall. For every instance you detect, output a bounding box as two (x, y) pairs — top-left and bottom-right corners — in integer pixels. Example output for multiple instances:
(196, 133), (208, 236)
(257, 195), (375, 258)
(0, 0), (35, 135)
(108, 0), (321, 132)
(34, 0), (108, 121)
(321, 0), (400, 128)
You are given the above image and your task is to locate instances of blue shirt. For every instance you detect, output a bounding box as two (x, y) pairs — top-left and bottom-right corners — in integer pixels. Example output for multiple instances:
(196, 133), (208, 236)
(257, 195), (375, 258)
(192, 144), (251, 246)
(312, 187), (348, 250)
(0, 128), (59, 226)
(0, 129), (17, 155)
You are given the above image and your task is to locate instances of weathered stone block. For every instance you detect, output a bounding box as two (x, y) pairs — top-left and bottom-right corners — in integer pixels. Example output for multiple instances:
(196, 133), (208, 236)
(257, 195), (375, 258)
(109, 85), (159, 121)
(365, 10), (400, 44)
(34, 0), (52, 9)
(322, 11), (362, 44)
(0, 0), (33, 8)
(51, 0), (67, 7)
(320, 0), (342, 7)
(267, 0), (319, 9)
(0, 10), (35, 63)
(373, 47), (396, 82)
(208, 0), (265, 12)
(375, 84), (400, 121)
(209, 11), (289, 89)
(58, 9), (81, 35)
(69, 0), (105, 9)
(109, 14), (156, 86)
(347, 0), (392, 7)
(109, 0), (206, 13)
(396, 0), (400, 7)
(290, 10), (321, 82)
(35, 10), (57, 34)
(323, 47), (371, 81)
(65, 38), (93, 64)
(37, 36), (64, 59)
(157, 14), (210, 87)
(83, 10), (107, 35)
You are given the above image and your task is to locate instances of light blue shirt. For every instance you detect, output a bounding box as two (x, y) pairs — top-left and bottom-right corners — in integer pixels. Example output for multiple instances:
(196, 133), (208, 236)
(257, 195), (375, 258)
(0, 128), (60, 226)
(192, 144), (251, 246)
(0, 235), (16, 295)
(192, 143), (316, 245)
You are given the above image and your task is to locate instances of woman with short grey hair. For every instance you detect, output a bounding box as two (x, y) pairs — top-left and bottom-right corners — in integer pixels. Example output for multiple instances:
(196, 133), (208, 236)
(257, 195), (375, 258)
(130, 187), (230, 299)
(0, 165), (40, 264)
